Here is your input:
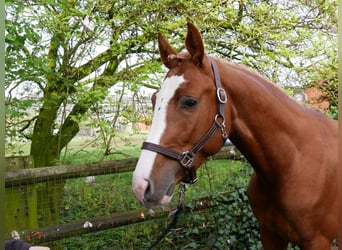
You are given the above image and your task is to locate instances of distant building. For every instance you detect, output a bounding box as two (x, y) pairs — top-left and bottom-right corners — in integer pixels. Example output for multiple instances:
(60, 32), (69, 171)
(304, 85), (330, 112)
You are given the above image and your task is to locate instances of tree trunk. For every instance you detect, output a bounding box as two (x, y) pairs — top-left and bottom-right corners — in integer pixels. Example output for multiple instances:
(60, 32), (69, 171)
(30, 101), (68, 229)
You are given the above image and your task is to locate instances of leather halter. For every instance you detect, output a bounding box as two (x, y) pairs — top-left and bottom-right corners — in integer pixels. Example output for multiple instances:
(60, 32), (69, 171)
(141, 58), (228, 184)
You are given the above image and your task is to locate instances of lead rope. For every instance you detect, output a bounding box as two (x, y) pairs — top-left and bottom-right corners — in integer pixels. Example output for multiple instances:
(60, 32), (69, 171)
(146, 183), (186, 250)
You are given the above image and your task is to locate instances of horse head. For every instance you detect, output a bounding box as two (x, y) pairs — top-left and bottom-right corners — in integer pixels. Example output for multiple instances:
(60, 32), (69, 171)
(132, 23), (230, 208)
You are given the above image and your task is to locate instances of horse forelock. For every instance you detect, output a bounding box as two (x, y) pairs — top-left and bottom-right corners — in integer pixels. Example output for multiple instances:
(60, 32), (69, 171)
(165, 51), (191, 68)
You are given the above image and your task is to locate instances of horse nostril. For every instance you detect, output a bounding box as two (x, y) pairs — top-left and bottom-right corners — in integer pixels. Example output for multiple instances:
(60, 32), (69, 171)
(145, 182), (150, 193)
(143, 179), (153, 201)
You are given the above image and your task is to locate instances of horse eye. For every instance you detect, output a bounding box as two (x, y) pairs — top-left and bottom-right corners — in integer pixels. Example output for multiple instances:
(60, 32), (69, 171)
(181, 98), (198, 109)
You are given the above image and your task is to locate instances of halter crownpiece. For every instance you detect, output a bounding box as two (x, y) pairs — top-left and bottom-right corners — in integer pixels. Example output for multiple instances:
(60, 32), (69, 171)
(141, 57), (228, 184)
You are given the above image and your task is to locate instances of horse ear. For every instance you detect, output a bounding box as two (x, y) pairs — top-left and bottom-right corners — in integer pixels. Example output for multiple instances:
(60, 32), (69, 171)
(185, 22), (204, 66)
(158, 33), (177, 69)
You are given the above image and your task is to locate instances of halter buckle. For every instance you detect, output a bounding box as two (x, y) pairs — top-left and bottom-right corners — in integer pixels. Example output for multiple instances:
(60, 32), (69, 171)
(217, 88), (227, 104)
(180, 151), (194, 168)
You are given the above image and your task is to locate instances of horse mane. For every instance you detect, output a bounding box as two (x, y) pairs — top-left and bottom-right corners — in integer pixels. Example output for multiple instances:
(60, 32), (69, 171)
(218, 58), (273, 86)
(168, 54), (307, 112)
(218, 58), (303, 105)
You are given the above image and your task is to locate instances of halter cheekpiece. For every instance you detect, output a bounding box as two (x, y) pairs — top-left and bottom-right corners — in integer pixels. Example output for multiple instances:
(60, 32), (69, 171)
(141, 57), (228, 184)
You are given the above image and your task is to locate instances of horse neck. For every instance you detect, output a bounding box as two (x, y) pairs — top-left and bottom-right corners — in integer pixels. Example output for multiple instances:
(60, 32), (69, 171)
(221, 62), (306, 179)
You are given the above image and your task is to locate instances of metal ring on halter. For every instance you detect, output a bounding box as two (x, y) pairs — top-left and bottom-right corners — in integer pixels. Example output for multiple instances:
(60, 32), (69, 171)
(214, 114), (225, 126)
(215, 114), (228, 140)
(180, 151), (195, 168)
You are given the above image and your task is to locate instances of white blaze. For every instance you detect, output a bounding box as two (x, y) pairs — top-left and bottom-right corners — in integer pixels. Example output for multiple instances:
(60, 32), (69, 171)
(132, 75), (185, 200)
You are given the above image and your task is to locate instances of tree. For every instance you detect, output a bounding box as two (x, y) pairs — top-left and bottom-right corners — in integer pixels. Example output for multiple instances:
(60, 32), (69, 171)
(200, 1), (337, 114)
(5, 0), (337, 231)
(6, 0), (160, 166)
(6, 0), (337, 163)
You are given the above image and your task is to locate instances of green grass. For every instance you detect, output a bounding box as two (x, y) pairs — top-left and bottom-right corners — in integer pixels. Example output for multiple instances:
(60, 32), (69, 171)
(60, 144), (142, 164)
(186, 159), (250, 199)
(5, 131), (147, 158)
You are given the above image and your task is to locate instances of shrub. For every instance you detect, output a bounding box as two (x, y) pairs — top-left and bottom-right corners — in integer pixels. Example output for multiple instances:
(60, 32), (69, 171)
(174, 182), (262, 250)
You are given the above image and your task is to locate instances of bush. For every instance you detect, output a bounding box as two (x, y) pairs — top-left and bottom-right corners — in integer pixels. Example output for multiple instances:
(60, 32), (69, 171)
(172, 182), (262, 250)
(209, 185), (261, 249)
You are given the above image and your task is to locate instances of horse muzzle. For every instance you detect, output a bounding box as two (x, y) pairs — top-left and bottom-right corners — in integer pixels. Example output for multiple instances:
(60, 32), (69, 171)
(132, 162), (177, 208)
(133, 178), (175, 208)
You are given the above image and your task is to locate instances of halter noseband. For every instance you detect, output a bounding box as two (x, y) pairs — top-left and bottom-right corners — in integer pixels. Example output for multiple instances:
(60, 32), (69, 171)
(141, 58), (228, 184)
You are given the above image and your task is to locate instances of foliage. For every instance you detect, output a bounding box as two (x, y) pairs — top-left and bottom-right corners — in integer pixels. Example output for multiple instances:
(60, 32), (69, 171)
(60, 173), (138, 221)
(212, 186), (261, 250)
(6, 0), (166, 165)
(5, 0), (337, 164)
(169, 162), (262, 250)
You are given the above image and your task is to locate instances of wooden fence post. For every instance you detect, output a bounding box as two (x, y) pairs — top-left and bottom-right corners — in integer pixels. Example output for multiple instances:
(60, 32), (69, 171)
(5, 156), (39, 236)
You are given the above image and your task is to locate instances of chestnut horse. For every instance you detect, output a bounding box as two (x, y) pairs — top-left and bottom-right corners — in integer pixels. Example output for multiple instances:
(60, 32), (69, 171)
(132, 23), (339, 249)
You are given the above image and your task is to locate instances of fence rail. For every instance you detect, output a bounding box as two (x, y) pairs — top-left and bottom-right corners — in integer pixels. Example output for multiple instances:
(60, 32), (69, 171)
(5, 147), (241, 188)
(20, 194), (223, 244)
(5, 158), (138, 188)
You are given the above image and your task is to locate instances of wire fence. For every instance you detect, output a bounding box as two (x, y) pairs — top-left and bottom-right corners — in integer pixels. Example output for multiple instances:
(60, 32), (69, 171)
(5, 147), (256, 249)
